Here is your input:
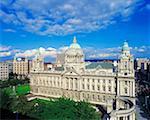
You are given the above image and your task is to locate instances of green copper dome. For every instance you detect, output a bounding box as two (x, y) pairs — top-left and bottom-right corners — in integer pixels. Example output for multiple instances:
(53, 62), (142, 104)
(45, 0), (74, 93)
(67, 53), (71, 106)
(122, 41), (130, 51)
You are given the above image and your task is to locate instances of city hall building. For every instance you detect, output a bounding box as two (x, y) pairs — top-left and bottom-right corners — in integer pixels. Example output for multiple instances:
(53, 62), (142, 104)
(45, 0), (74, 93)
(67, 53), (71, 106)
(30, 37), (136, 120)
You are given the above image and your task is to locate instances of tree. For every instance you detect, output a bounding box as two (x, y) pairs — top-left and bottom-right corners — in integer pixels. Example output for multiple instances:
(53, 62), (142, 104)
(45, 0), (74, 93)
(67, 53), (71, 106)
(10, 95), (33, 115)
(76, 101), (100, 120)
(0, 89), (11, 109)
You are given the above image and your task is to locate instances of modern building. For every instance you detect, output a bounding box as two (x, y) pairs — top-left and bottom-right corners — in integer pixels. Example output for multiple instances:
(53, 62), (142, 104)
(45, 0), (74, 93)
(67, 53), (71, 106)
(30, 37), (136, 120)
(13, 57), (31, 78)
(135, 58), (150, 70)
(0, 62), (9, 80)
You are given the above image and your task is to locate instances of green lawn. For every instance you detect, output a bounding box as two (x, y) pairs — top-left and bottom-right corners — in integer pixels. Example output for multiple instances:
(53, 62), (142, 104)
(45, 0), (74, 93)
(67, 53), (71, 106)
(3, 84), (30, 96)
(16, 84), (30, 95)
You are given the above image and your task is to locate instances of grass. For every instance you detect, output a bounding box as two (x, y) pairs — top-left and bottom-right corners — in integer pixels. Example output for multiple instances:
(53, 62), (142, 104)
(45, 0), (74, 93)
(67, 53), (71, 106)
(2, 84), (30, 96)
(16, 84), (30, 95)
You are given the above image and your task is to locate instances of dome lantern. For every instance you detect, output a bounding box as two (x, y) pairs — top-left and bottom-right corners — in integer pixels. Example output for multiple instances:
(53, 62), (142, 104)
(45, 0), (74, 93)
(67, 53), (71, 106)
(70, 36), (81, 49)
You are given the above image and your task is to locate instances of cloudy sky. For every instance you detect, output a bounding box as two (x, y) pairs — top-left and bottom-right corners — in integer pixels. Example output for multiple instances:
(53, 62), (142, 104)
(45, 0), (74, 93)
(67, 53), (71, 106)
(0, 0), (150, 61)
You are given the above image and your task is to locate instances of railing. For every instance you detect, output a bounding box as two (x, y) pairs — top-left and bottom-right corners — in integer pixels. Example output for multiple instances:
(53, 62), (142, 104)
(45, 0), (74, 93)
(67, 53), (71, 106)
(110, 97), (135, 118)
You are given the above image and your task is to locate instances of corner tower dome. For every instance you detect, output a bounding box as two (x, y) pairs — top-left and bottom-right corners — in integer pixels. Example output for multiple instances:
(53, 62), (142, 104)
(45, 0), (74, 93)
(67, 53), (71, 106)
(70, 36), (81, 49)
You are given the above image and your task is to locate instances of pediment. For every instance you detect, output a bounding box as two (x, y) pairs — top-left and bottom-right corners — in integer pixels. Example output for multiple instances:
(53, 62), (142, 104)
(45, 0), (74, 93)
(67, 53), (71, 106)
(61, 67), (80, 76)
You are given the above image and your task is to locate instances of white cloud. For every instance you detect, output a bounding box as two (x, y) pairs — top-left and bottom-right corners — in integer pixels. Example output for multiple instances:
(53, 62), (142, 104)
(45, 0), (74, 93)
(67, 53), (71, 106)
(85, 45), (150, 59)
(0, 45), (11, 51)
(1, 44), (149, 60)
(0, 51), (11, 57)
(3, 29), (16, 33)
(0, 0), (143, 35)
(15, 47), (57, 58)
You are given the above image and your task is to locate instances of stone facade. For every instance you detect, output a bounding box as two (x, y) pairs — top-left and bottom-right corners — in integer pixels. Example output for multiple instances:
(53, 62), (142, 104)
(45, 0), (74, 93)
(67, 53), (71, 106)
(30, 37), (136, 120)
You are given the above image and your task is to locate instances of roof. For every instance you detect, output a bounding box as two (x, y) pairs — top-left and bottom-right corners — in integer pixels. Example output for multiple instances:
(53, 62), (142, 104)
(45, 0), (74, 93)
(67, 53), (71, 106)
(85, 62), (114, 69)
(122, 41), (130, 51)
(55, 66), (64, 71)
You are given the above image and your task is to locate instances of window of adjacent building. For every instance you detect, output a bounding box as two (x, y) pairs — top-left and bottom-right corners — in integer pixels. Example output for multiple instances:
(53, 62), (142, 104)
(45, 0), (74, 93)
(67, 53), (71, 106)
(109, 80), (111, 84)
(141, 63), (144, 70)
(92, 79), (94, 82)
(98, 79), (100, 83)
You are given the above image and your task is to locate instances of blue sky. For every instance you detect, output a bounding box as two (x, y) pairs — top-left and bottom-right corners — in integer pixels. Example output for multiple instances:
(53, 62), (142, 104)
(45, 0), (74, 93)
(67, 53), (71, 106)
(0, 0), (150, 61)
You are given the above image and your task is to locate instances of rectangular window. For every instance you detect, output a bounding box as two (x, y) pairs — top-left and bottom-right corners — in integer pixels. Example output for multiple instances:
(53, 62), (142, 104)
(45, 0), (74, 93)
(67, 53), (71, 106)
(92, 85), (95, 90)
(125, 88), (128, 94)
(87, 84), (90, 90)
(92, 94), (95, 99)
(87, 94), (90, 98)
(125, 81), (127, 85)
(103, 86), (105, 91)
(97, 85), (100, 91)
(108, 86), (111, 92)
(103, 79), (105, 83)
(75, 82), (78, 89)
(98, 95), (100, 100)
(82, 93), (85, 98)
(82, 84), (85, 89)
(103, 96), (105, 101)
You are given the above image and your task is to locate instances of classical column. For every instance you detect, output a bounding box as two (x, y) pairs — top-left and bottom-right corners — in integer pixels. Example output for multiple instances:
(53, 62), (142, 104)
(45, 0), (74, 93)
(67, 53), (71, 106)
(130, 81), (132, 97)
(133, 81), (135, 97)
(68, 78), (70, 90)
(117, 80), (120, 96)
